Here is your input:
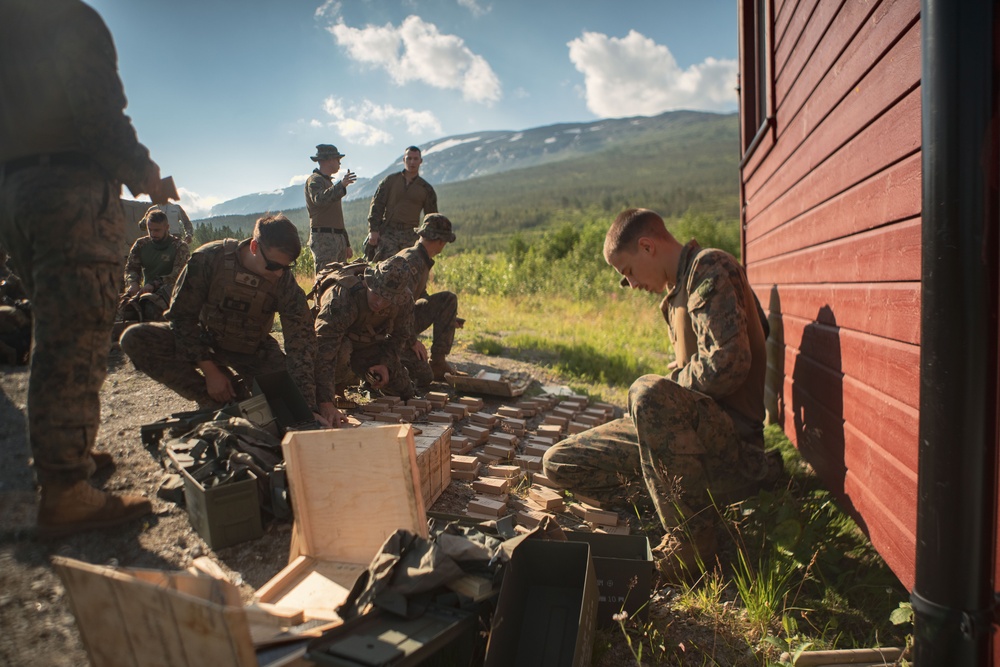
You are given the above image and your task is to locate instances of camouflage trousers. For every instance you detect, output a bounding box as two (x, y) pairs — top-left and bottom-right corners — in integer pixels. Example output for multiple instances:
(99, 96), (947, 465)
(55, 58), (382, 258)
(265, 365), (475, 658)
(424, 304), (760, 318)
(542, 374), (765, 531)
(120, 321), (289, 407)
(309, 228), (351, 268)
(400, 291), (458, 388)
(0, 163), (124, 486)
(119, 284), (170, 322)
(372, 226), (419, 262)
(336, 339), (414, 400)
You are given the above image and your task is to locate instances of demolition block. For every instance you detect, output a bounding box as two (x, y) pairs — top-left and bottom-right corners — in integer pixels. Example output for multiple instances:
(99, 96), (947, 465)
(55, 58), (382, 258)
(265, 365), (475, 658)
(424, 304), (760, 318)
(373, 395), (402, 406)
(515, 455), (543, 472)
(575, 413), (602, 427)
(484, 443), (516, 459)
(473, 476), (510, 496)
(476, 451), (503, 466)
(406, 398), (432, 411)
(450, 464), (481, 481)
(592, 523), (631, 536)
(567, 421), (590, 435)
(496, 406), (524, 419)
(469, 411), (499, 427)
(536, 424), (563, 439)
(443, 402), (469, 418)
(461, 425), (490, 444)
(427, 411), (455, 424)
(514, 507), (551, 529)
(529, 485), (565, 511)
(468, 496), (507, 517)
(451, 454), (480, 471)
(528, 434), (558, 447)
(363, 402), (388, 414)
(501, 417), (527, 433)
(450, 435), (473, 454)
(513, 401), (538, 417)
(570, 503), (619, 527)
(484, 464), (521, 479)
(487, 432), (519, 448)
(531, 472), (560, 490)
(553, 407), (578, 420)
(374, 412), (404, 423)
(542, 415), (568, 427)
(458, 396), (485, 411)
(426, 391), (450, 408)
(394, 405), (419, 421)
(522, 442), (550, 458)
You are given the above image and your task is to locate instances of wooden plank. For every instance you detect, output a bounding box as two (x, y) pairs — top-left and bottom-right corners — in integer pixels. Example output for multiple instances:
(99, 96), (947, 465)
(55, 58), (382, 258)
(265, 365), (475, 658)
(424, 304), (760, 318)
(843, 471), (916, 589)
(281, 425), (427, 565)
(774, 0), (819, 83)
(746, 13), (921, 223)
(774, 0), (844, 107)
(754, 282), (920, 345)
(774, 0), (802, 54)
(747, 217), (921, 284)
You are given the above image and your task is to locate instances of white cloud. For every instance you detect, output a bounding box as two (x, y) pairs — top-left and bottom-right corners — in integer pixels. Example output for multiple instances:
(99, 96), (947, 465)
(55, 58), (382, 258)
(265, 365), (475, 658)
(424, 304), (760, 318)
(288, 174), (310, 186)
(317, 96), (442, 146)
(314, 0), (341, 20)
(457, 0), (490, 17)
(327, 15), (501, 104)
(176, 187), (223, 219)
(567, 30), (737, 117)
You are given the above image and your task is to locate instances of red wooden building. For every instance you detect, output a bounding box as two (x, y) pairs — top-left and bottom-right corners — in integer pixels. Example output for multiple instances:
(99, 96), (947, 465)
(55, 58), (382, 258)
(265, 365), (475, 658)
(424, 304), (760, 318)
(738, 0), (998, 663)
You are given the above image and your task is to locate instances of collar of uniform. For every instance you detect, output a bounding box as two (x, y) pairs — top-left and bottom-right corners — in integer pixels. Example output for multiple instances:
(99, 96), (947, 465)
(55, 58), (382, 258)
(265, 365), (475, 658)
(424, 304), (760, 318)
(313, 168), (332, 181)
(416, 242), (435, 269)
(667, 239), (702, 301)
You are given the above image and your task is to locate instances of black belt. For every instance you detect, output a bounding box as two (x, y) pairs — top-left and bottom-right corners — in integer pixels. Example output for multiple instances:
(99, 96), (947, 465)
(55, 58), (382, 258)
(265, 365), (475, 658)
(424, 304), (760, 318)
(312, 227), (347, 235)
(2, 152), (91, 175)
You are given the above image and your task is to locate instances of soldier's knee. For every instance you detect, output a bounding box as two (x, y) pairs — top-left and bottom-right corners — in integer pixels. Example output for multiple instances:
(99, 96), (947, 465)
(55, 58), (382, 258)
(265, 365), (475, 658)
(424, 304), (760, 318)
(628, 373), (681, 415)
(118, 323), (144, 359)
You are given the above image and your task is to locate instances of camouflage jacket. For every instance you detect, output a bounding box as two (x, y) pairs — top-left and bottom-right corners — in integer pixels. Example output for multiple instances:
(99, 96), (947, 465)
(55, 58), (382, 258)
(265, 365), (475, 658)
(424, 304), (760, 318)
(124, 235), (190, 292)
(662, 241), (767, 432)
(313, 274), (416, 404)
(166, 239), (317, 404)
(0, 0), (155, 196)
(367, 171), (438, 235)
(395, 242), (433, 299)
(305, 169), (348, 231)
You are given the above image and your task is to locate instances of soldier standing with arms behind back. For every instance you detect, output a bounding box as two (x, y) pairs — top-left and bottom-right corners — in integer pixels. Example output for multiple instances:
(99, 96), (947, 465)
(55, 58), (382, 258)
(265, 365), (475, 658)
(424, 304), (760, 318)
(366, 146), (437, 262)
(0, 0), (174, 537)
(305, 144), (357, 268)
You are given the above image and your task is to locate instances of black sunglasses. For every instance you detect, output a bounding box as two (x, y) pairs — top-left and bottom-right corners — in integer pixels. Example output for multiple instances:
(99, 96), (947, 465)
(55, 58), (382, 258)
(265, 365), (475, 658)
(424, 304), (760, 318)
(258, 244), (296, 272)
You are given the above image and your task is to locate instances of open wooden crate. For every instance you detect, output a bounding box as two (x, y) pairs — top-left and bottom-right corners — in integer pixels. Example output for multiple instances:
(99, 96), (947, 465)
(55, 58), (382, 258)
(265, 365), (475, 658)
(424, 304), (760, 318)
(255, 424), (429, 622)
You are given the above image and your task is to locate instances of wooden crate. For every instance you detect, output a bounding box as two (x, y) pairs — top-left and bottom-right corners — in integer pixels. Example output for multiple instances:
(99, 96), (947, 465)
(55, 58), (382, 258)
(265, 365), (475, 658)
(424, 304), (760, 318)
(256, 425), (428, 622)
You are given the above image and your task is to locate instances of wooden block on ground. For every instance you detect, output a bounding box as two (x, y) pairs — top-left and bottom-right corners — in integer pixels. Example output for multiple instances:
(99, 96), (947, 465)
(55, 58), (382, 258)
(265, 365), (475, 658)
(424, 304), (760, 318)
(475, 451), (503, 465)
(496, 405), (524, 419)
(501, 417), (527, 432)
(407, 398), (432, 410)
(457, 396), (485, 411)
(536, 424), (563, 438)
(468, 496), (506, 516)
(542, 415), (568, 427)
(529, 485), (565, 511)
(570, 503), (619, 526)
(528, 433), (557, 446)
(513, 401), (538, 417)
(374, 412), (403, 423)
(484, 464), (521, 479)
(450, 435), (473, 454)
(531, 472), (560, 489)
(473, 476), (509, 495)
(575, 413), (602, 427)
(522, 442), (550, 458)
(427, 411), (455, 423)
(515, 455), (542, 471)
(484, 443), (515, 459)
(461, 425), (490, 444)
(567, 421), (590, 434)
(553, 407), (578, 419)
(514, 507), (552, 528)
(426, 391), (450, 408)
(451, 454), (480, 471)
(443, 402), (469, 418)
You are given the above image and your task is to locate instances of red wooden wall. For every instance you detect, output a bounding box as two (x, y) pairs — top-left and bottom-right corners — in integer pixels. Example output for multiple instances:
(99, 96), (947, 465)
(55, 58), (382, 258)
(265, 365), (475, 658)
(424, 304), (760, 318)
(739, 0), (922, 588)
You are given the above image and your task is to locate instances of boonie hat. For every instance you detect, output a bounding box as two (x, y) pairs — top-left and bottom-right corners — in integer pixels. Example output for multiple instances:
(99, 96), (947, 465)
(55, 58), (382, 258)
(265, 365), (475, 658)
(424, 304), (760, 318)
(365, 256), (413, 307)
(414, 213), (456, 243)
(311, 144), (346, 161)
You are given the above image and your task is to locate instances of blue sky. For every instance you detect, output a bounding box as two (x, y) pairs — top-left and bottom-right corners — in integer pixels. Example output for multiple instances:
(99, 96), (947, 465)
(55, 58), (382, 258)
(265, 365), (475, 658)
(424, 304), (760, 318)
(87, 0), (738, 216)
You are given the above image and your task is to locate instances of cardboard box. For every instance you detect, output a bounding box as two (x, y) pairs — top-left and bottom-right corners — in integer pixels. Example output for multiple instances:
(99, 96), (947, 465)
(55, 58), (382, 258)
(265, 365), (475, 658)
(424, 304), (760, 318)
(171, 450), (263, 550)
(484, 540), (598, 667)
(565, 532), (653, 628)
(255, 425), (428, 622)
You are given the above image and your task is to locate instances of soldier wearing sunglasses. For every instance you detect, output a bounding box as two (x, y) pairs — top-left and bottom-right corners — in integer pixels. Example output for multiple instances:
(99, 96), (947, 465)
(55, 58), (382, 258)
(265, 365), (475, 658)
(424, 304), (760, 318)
(121, 214), (326, 424)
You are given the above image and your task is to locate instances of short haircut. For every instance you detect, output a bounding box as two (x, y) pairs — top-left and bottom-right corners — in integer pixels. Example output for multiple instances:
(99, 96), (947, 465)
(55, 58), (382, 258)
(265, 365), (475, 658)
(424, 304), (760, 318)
(143, 208), (168, 227)
(254, 213), (301, 259)
(603, 208), (672, 261)
(404, 146), (421, 155)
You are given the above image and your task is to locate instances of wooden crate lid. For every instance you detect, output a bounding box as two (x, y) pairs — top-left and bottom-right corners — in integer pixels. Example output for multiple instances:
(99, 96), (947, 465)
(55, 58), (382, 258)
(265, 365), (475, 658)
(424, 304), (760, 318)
(281, 424), (428, 565)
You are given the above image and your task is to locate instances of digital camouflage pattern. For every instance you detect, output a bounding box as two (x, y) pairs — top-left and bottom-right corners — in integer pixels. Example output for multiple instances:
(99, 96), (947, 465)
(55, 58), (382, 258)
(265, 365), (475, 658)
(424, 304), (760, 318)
(395, 242), (459, 387)
(0, 0), (159, 486)
(314, 268), (417, 402)
(120, 239), (318, 410)
(305, 169), (351, 266)
(367, 171), (437, 261)
(543, 241), (769, 531)
(122, 234), (190, 319)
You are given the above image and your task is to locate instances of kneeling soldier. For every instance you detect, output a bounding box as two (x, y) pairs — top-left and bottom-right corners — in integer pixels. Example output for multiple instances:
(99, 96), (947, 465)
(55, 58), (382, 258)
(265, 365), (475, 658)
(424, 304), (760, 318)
(395, 213), (459, 387)
(121, 207), (190, 321)
(313, 256), (416, 427)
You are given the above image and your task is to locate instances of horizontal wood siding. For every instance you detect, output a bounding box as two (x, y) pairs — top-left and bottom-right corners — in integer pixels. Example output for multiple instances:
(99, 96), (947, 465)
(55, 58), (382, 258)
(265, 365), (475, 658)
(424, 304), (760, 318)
(742, 0), (922, 587)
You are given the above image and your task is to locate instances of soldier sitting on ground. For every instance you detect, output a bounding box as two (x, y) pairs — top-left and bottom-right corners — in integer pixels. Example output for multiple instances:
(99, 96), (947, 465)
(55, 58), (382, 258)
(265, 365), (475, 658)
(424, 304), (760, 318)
(121, 214), (328, 424)
(313, 256), (417, 427)
(120, 207), (190, 322)
(394, 213), (460, 387)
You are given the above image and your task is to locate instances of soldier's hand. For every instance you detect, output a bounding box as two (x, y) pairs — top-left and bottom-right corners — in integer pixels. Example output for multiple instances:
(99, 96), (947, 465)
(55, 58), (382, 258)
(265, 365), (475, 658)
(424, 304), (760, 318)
(342, 170), (357, 186)
(202, 366), (236, 403)
(126, 285), (140, 297)
(317, 401), (349, 428)
(412, 340), (428, 362)
(368, 232), (380, 246)
(346, 246), (353, 260)
(368, 364), (390, 390)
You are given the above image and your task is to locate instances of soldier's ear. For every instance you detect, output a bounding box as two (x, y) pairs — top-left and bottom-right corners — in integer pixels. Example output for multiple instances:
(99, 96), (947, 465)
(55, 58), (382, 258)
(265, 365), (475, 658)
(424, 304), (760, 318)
(637, 237), (656, 256)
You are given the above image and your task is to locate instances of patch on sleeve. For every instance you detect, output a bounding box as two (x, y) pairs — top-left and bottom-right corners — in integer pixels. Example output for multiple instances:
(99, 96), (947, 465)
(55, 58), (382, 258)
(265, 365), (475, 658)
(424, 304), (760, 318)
(695, 277), (715, 299)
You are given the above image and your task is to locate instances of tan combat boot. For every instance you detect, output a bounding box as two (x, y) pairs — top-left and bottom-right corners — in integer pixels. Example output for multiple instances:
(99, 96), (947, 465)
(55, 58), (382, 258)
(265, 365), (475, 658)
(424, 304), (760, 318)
(429, 357), (454, 381)
(652, 521), (718, 584)
(84, 451), (115, 477)
(37, 480), (152, 539)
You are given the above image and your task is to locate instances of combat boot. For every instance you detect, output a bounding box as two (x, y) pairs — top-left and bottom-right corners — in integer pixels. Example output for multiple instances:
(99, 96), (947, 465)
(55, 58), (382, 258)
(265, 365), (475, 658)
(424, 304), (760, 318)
(37, 480), (152, 538)
(429, 357), (454, 381)
(84, 451), (115, 477)
(652, 521), (718, 584)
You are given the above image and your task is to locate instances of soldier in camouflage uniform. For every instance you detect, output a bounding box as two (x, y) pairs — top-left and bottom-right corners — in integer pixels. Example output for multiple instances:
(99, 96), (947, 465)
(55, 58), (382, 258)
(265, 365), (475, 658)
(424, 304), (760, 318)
(306, 144), (358, 267)
(366, 146), (438, 262)
(395, 213), (460, 387)
(542, 208), (771, 580)
(121, 208), (191, 321)
(121, 215), (323, 420)
(0, 0), (174, 537)
(314, 256), (417, 427)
